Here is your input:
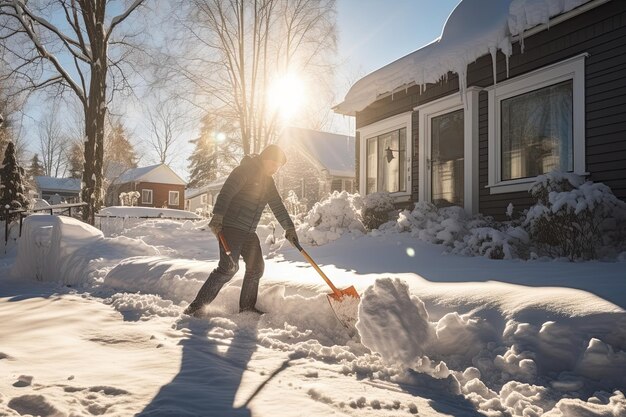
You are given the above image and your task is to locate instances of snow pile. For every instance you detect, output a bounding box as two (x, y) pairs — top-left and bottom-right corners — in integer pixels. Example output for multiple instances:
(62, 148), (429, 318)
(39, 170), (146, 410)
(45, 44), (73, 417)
(11, 214), (159, 285)
(297, 191), (365, 245)
(336, 0), (593, 114)
(356, 278), (432, 364)
(98, 206), (201, 219)
(355, 277), (626, 417)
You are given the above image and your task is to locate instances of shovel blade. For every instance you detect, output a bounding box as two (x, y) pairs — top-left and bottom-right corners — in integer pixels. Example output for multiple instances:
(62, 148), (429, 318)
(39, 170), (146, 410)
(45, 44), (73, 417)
(327, 285), (359, 302)
(326, 286), (360, 330)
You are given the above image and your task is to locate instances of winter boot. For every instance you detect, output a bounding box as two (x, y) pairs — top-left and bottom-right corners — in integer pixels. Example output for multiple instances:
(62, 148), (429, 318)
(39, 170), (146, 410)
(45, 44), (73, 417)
(239, 306), (265, 315)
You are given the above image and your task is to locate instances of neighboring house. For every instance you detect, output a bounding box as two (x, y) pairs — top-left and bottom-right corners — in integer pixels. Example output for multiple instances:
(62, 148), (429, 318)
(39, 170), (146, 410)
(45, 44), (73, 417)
(334, 0), (626, 219)
(34, 176), (81, 204)
(184, 177), (227, 215)
(107, 164), (186, 210)
(277, 127), (355, 208)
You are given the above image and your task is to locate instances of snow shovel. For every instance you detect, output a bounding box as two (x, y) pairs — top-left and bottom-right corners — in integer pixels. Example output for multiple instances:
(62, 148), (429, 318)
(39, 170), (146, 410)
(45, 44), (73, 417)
(291, 240), (360, 329)
(218, 231), (235, 264)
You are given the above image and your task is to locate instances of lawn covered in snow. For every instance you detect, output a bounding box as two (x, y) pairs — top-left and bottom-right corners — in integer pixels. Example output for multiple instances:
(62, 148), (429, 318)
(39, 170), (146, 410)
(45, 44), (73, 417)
(0, 205), (624, 416)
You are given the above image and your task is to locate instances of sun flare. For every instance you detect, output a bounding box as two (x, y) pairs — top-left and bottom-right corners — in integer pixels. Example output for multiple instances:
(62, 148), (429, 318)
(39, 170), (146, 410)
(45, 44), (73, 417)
(267, 72), (307, 122)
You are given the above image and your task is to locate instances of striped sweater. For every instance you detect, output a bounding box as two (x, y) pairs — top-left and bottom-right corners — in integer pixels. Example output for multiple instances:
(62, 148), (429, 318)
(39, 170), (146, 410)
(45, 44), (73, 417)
(213, 156), (294, 233)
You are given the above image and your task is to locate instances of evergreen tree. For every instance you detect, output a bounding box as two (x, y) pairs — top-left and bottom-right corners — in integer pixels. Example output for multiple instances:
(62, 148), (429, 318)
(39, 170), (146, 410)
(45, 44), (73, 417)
(0, 142), (29, 221)
(187, 115), (219, 189)
(67, 142), (84, 179)
(27, 154), (45, 180)
(106, 120), (137, 171)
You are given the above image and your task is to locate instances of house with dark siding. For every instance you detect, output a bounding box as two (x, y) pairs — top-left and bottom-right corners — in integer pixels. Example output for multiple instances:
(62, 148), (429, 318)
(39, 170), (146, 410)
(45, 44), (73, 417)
(334, 0), (626, 219)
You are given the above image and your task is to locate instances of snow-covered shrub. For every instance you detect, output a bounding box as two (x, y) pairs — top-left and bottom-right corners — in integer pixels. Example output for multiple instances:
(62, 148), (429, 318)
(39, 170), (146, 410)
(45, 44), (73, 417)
(119, 191), (139, 206)
(297, 191), (365, 245)
(284, 190), (307, 216)
(524, 172), (626, 260)
(361, 192), (395, 231)
(380, 202), (529, 259)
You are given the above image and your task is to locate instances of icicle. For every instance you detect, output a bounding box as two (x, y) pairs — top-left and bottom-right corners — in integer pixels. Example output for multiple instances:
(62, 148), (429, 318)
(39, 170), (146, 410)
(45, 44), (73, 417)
(490, 46), (498, 87)
(505, 53), (510, 79)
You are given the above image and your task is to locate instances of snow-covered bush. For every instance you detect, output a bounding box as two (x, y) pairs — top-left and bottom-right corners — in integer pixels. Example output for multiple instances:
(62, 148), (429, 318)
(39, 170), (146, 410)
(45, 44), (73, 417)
(119, 191), (139, 207)
(361, 192), (395, 231)
(524, 172), (626, 260)
(380, 202), (528, 260)
(297, 191), (365, 245)
(283, 190), (307, 216)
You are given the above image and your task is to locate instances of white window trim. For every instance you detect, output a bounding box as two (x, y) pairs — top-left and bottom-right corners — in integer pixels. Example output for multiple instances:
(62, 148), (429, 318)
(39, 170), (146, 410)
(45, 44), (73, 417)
(415, 87), (481, 214)
(169, 190), (180, 206)
(141, 189), (153, 205)
(357, 111), (413, 201)
(487, 53), (587, 194)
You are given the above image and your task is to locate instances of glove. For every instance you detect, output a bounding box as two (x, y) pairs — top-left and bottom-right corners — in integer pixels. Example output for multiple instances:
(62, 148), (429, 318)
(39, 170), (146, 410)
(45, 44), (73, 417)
(208, 213), (223, 236)
(285, 227), (299, 246)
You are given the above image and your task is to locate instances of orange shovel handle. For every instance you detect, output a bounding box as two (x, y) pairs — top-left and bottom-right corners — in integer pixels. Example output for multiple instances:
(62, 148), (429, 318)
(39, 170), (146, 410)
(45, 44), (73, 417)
(218, 231), (232, 255)
(293, 242), (343, 298)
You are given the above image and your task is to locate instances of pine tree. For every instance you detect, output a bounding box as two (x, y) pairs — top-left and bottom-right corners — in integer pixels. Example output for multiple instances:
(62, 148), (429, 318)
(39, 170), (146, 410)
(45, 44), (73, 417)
(0, 142), (29, 221)
(106, 120), (137, 170)
(27, 154), (45, 180)
(187, 116), (219, 189)
(67, 142), (84, 179)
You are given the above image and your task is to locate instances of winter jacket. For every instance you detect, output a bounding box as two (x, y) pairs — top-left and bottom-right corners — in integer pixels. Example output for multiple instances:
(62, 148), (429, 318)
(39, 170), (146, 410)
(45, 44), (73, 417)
(212, 155), (294, 233)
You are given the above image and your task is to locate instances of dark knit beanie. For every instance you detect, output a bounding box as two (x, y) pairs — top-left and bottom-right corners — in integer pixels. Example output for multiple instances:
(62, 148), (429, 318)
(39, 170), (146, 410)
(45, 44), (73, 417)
(260, 144), (287, 165)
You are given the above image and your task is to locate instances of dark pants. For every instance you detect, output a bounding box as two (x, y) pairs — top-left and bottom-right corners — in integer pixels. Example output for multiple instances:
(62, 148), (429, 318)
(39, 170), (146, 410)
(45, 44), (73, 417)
(188, 227), (265, 312)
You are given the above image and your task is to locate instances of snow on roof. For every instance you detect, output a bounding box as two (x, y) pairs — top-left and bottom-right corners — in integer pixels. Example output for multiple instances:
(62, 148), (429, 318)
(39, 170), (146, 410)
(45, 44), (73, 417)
(280, 127), (355, 178)
(35, 176), (81, 192)
(334, 0), (593, 115)
(113, 164), (186, 185)
(185, 177), (228, 199)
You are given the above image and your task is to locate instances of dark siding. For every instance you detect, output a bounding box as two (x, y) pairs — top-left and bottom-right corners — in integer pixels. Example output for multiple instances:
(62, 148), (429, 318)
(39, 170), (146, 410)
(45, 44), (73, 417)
(355, 0), (626, 218)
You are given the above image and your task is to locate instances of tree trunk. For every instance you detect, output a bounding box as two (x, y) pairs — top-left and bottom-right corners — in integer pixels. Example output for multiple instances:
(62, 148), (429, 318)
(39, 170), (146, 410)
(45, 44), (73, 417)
(81, 7), (108, 225)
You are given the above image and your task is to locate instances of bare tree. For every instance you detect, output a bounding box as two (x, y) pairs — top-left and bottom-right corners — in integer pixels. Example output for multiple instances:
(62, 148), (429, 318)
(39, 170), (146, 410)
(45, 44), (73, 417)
(169, 0), (337, 156)
(143, 96), (188, 165)
(38, 109), (68, 177)
(0, 0), (147, 224)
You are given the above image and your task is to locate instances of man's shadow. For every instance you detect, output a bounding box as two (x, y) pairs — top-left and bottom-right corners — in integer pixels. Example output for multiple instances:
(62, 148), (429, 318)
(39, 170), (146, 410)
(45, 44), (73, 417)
(136, 315), (259, 417)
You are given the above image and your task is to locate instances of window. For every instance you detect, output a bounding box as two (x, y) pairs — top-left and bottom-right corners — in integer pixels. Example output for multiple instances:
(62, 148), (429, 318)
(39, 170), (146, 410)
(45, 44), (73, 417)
(141, 189), (153, 204)
(358, 112), (412, 199)
(488, 54), (586, 194)
(169, 191), (180, 206)
(201, 194), (208, 204)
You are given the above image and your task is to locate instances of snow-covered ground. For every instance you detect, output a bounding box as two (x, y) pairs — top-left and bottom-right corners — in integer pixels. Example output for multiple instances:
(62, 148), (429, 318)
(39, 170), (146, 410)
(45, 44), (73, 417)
(1, 209), (624, 417)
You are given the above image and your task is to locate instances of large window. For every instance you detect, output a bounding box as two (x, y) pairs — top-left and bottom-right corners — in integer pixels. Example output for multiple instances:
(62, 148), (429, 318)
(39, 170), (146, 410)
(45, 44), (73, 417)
(488, 54), (586, 194)
(501, 81), (573, 180)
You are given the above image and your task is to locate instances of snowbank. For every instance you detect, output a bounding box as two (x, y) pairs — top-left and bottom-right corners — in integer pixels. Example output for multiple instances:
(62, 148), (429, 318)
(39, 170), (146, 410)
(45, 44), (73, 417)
(11, 215), (159, 285)
(98, 206), (201, 219)
(355, 277), (626, 416)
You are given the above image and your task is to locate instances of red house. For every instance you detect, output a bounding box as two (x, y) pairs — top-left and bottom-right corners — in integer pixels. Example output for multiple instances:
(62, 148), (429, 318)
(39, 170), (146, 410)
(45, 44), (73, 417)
(106, 164), (187, 209)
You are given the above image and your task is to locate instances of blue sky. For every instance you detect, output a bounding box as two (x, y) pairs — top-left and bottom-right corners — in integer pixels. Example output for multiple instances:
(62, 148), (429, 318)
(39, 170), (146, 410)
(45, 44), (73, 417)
(335, 0), (461, 84)
(330, 0), (461, 133)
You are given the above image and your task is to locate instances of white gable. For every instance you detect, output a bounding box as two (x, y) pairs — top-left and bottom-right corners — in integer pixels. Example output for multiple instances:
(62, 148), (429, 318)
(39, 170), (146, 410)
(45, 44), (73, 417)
(114, 164), (186, 186)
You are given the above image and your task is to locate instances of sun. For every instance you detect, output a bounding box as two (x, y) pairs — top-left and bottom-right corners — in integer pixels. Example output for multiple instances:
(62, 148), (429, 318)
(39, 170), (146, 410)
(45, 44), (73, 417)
(267, 72), (307, 123)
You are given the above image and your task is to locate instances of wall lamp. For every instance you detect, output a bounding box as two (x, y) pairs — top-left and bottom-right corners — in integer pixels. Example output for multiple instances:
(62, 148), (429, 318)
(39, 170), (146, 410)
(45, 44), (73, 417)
(385, 147), (403, 163)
